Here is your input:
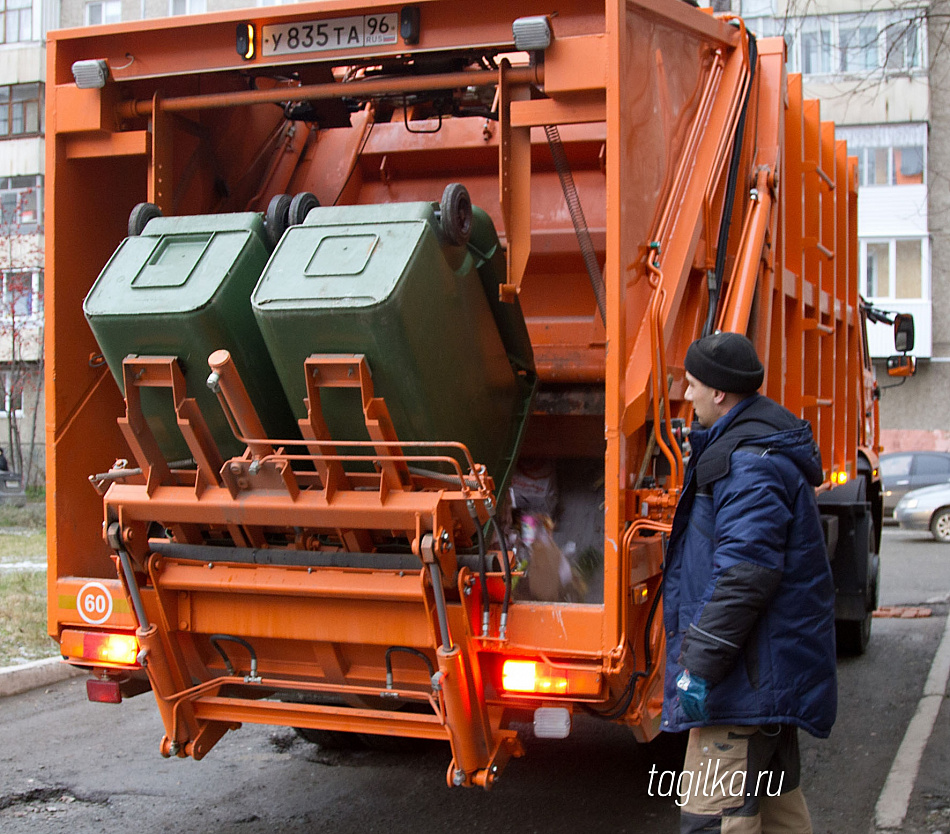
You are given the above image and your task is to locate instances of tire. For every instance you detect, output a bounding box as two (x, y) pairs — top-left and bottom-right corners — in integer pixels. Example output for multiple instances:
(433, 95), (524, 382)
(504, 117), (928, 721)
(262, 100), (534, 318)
(836, 518), (876, 657)
(931, 509), (950, 543)
(264, 193), (291, 248)
(128, 202), (162, 236)
(288, 191), (320, 226)
(836, 615), (871, 657)
(439, 183), (473, 245)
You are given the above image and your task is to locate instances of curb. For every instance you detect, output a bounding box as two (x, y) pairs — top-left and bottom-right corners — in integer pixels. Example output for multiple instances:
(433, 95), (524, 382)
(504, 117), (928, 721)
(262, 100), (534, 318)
(0, 656), (85, 698)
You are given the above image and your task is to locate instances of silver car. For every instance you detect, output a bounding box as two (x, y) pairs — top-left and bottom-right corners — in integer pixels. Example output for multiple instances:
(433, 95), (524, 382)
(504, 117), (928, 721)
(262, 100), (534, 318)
(894, 483), (950, 542)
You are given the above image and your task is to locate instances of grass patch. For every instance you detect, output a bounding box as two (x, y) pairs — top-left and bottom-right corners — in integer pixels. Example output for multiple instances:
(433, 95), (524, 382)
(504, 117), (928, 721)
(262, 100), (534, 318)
(0, 499), (51, 664)
(0, 530), (46, 564)
(0, 499), (46, 529)
(0, 568), (55, 666)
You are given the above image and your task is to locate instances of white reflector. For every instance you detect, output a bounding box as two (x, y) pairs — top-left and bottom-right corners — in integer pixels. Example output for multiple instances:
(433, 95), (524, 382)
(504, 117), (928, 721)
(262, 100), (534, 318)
(512, 16), (552, 51)
(533, 707), (571, 739)
(72, 59), (109, 89)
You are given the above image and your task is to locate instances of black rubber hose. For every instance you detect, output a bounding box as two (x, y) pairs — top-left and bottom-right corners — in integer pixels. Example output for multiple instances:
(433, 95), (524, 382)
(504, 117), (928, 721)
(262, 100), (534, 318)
(209, 634), (258, 678)
(490, 516), (513, 634)
(384, 646), (436, 689)
(704, 31), (758, 337)
(474, 519), (491, 636)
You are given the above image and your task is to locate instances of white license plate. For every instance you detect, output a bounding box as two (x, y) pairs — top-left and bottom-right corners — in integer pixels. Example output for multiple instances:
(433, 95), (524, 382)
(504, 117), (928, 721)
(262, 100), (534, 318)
(261, 13), (399, 57)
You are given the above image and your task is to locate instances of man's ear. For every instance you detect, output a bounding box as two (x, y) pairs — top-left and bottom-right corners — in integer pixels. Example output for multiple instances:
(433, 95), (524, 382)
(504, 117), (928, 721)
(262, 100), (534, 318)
(712, 389), (728, 405)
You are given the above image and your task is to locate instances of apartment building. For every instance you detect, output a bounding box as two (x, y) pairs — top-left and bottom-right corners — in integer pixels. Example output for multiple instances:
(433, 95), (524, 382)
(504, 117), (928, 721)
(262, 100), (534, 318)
(0, 0), (48, 485)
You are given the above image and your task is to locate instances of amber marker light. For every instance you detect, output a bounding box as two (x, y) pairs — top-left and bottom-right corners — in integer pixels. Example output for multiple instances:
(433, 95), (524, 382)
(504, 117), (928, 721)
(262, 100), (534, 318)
(501, 659), (602, 697)
(236, 23), (255, 60)
(831, 470), (849, 486)
(61, 629), (140, 668)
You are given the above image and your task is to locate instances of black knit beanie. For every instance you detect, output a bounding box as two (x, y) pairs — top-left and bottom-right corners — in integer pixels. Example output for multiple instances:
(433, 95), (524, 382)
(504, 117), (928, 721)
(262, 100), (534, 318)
(684, 332), (764, 394)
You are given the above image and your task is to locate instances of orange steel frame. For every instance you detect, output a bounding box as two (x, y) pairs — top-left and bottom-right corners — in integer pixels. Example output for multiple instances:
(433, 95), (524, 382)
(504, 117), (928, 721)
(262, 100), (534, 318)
(46, 0), (876, 787)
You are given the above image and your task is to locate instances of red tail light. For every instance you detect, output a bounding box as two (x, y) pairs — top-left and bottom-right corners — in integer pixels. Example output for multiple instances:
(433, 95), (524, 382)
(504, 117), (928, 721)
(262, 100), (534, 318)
(501, 659), (602, 697)
(61, 629), (140, 669)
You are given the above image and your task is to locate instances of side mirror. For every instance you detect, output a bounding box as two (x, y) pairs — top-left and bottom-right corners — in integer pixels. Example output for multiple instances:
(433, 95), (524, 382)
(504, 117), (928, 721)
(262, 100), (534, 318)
(894, 313), (915, 353)
(887, 354), (917, 378)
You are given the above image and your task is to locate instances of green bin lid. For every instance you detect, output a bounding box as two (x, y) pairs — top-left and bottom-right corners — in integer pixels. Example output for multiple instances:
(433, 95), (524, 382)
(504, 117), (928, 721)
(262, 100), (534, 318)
(84, 213), (267, 317)
(253, 202), (437, 311)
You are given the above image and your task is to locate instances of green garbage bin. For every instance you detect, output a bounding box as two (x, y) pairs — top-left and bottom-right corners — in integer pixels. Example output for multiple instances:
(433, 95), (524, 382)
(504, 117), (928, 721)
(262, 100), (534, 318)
(251, 200), (535, 494)
(84, 212), (298, 462)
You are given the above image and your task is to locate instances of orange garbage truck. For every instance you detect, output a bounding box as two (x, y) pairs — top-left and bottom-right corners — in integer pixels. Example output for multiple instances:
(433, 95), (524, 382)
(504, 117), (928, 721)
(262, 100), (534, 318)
(46, 0), (912, 787)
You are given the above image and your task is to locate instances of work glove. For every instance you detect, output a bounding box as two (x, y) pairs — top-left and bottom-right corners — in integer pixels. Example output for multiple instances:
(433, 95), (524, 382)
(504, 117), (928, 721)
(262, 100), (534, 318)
(676, 669), (711, 723)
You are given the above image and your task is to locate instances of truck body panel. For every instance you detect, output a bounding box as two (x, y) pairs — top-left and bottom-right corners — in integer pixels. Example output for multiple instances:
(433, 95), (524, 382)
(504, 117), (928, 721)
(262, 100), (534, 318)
(47, 0), (882, 787)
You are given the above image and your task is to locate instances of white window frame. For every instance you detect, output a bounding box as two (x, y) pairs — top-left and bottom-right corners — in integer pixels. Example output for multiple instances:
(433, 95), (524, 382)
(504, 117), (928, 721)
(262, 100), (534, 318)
(85, 0), (121, 26)
(860, 237), (929, 301)
(836, 124), (928, 188)
(0, 175), (42, 230)
(0, 269), (43, 320)
(0, 372), (23, 420)
(0, 0), (33, 45)
(169, 0), (206, 16)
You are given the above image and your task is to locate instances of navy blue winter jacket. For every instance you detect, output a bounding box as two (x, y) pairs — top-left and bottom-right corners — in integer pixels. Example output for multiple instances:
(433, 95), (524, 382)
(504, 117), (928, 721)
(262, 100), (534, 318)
(662, 394), (837, 738)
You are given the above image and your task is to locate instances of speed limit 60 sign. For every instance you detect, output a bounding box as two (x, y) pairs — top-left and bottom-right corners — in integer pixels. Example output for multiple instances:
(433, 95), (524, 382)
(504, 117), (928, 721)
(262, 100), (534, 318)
(76, 581), (114, 625)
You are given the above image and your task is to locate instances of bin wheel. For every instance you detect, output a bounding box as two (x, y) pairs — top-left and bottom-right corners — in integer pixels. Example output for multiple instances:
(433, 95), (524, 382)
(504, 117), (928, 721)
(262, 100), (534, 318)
(289, 191), (320, 226)
(128, 202), (162, 236)
(439, 183), (472, 246)
(265, 193), (292, 248)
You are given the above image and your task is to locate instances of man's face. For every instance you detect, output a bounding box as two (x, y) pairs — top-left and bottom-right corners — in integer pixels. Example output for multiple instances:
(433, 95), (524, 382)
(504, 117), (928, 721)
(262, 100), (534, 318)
(684, 371), (723, 428)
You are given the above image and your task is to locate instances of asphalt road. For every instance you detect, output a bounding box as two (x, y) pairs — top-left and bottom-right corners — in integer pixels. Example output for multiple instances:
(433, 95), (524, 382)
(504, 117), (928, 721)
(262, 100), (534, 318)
(1, 527), (947, 834)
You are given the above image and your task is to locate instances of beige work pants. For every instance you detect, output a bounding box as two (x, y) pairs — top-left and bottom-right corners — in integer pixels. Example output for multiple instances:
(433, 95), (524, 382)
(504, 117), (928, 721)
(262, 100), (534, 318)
(679, 724), (813, 834)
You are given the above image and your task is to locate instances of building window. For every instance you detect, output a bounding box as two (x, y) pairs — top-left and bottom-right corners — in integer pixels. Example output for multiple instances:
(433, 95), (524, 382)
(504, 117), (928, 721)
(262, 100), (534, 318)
(0, 84), (43, 139)
(884, 14), (921, 71)
(0, 177), (42, 231)
(169, 0), (206, 15)
(862, 238), (925, 300)
(0, 373), (23, 419)
(744, 8), (927, 78)
(85, 0), (121, 25)
(838, 15), (879, 72)
(1, 0), (32, 44)
(837, 124), (927, 187)
(0, 270), (42, 319)
(801, 18), (834, 75)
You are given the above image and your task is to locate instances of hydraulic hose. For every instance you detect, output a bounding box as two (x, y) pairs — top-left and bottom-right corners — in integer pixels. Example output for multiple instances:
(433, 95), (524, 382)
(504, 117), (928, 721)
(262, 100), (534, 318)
(545, 124), (607, 324)
(704, 31), (758, 337)
(471, 507), (491, 637)
(489, 516), (513, 640)
(384, 646), (436, 690)
(209, 634), (259, 681)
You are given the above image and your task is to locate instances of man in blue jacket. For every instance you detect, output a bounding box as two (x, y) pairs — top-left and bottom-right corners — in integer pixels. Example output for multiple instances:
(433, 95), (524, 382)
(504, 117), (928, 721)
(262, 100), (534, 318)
(663, 332), (837, 833)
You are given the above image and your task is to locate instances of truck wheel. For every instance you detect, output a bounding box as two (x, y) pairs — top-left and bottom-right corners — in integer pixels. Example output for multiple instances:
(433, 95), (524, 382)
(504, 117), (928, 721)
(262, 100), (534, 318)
(128, 202), (162, 236)
(836, 613), (871, 656)
(836, 521), (876, 656)
(264, 193), (291, 248)
(288, 191), (320, 226)
(439, 183), (472, 245)
(930, 509), (950, 543)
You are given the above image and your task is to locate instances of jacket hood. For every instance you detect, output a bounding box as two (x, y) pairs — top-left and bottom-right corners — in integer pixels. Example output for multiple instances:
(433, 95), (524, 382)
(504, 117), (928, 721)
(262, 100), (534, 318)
(692, 395), (824, 488)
